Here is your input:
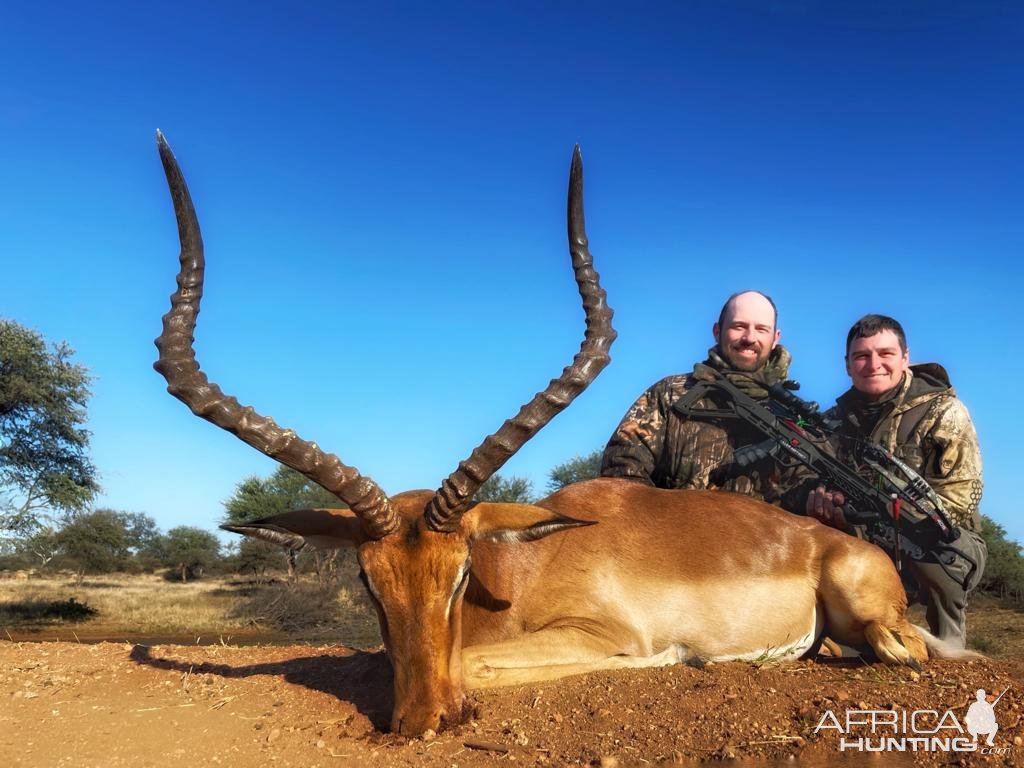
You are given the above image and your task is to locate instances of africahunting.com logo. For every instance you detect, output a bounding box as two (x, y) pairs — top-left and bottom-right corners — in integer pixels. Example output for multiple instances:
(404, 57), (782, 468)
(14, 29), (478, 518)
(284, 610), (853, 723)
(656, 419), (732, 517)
(814, 687), (1011, 755)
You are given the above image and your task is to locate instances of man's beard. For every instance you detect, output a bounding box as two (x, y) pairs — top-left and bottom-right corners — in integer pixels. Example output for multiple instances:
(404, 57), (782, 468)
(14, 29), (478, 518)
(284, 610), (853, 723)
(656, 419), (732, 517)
(719, 343), (771, 372)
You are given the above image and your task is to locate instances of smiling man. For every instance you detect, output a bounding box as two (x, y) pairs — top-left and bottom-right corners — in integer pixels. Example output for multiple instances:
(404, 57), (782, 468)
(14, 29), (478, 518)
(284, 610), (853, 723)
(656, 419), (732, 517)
(601, 290), (800, 500)
(808, 314), (987, 648)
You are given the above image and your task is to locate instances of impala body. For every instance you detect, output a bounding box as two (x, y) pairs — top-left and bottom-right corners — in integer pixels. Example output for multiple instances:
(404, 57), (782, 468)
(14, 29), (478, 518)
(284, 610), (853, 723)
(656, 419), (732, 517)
(153, 133), (938, 737)
(250, 480), (929, 734)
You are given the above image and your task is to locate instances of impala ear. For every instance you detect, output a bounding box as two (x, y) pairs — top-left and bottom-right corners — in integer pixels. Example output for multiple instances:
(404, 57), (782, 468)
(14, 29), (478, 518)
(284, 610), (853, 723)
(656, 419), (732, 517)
(462, 502), (595, 544)
(220, 508), (365, 550)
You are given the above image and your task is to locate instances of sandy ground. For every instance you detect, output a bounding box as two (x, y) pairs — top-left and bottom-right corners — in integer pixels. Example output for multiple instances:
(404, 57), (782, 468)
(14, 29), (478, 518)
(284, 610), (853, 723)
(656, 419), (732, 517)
(0, 641), (1021, 767)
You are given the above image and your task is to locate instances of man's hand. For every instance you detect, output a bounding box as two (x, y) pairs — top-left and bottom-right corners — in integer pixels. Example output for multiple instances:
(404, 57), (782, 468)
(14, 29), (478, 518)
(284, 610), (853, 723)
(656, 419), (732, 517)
(807, 485), (847, 529)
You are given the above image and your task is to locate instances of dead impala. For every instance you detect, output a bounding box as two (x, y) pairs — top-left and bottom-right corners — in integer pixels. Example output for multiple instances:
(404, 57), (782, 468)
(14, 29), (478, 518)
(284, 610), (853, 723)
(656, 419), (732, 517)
(154, 133), (954, 737)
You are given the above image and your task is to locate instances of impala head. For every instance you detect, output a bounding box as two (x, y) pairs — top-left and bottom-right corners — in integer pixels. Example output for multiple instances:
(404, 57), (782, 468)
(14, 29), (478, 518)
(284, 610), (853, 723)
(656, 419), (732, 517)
(153, 131), (614, 735)
(230, 492), (591, 733)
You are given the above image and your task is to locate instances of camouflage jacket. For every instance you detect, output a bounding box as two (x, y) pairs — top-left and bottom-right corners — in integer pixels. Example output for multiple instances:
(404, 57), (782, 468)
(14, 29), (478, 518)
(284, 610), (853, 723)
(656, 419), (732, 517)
(827, 364), (983, 531)
(600, 346), (805, 505)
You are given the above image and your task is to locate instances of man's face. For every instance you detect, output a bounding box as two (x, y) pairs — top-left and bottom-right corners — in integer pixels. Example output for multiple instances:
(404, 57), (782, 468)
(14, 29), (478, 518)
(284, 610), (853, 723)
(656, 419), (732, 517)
(712, 292), (780, 372)
(846, 330), (909, 399)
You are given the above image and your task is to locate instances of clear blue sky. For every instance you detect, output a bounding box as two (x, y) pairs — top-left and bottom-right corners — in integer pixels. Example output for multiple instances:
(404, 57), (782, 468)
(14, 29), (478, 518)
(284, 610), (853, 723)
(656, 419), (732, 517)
(3, 2), (1021, 543)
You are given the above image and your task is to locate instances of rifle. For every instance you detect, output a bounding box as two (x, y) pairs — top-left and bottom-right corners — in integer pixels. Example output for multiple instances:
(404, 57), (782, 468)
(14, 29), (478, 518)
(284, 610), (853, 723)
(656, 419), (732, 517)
(671, 372), (978, 589)
(992, 687), (1010, 708)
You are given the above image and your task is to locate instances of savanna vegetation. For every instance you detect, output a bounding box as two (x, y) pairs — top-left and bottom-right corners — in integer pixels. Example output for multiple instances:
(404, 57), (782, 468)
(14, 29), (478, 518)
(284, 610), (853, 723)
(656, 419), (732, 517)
(0, 319), (98, 539)
(2, 319), (1023, 653)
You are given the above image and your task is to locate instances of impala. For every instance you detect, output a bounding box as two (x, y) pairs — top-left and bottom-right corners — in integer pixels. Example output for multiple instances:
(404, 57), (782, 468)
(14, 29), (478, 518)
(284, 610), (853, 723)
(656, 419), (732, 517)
(154, 133), (945, 737)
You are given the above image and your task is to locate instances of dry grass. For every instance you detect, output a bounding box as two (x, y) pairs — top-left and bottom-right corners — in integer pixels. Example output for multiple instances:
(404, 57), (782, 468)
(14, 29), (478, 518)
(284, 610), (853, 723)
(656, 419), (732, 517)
(880, 595), (1024, 659)
(0, 572), (381, 646)
(0, 573), (250, 637)
(228, 579), (381, 647)
(964, 594), (1024, 658)
(2, 572), (1018, 658)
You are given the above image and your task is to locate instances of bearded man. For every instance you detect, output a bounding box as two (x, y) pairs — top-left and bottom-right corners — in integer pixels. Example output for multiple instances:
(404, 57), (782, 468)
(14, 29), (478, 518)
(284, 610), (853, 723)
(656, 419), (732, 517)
(807, 314), (987, 648)
(601, 290), (800, 502)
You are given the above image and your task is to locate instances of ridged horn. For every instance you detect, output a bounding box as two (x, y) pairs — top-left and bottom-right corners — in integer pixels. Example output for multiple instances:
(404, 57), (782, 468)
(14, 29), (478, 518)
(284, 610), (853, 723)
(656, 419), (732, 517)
(424, 146), (616, 531)
(152, 131), (398, 540)
(220, 523), (309, 552)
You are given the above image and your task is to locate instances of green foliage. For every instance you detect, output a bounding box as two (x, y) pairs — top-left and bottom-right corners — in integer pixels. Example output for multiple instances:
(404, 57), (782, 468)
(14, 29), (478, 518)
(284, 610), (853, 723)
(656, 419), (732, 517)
(223, 466), (342, 524)
(119, 511), (165, 571)
(162, 526), (221, 581)
(19, 526), (60, 569)
(41, 509), (166, 574)
(235, 538), (287, 582)
(53, 508), (130, 574)
(0, 319), (98, 536)
(121, 511), (161, 554)
(2, 503), (226, 578)
(978, 515), (1024, 601)
(546, 449), (602, 493)
(473, 474), (534, 503)
(468, 451), (603, 504)
(223, 466), (345, 580)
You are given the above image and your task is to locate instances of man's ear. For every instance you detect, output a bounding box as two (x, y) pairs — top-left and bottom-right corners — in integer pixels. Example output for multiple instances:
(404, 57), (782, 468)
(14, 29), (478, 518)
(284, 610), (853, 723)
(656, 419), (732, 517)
(772, 328), (781, 348)
(462, 502), (595, 544)
(220, 508), (365, 550)
(712, 322), (721, 343)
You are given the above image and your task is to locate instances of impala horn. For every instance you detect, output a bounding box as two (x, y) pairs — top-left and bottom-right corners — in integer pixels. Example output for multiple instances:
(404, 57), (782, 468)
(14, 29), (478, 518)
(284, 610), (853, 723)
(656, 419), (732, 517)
(153, 131), (398, 539)
(424, 146), (616, 531)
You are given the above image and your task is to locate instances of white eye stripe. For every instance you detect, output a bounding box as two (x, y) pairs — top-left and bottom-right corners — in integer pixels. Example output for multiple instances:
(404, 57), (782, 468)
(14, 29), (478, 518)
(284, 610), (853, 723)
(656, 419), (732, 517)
(444, 563), (471, 620)
(360, 570), (382, 602)
(359, 563), (469, 624)
(450, 565), (468, 597)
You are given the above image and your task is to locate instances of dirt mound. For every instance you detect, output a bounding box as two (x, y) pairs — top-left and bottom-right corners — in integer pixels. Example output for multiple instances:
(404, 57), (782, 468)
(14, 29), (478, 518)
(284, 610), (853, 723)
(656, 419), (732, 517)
(0, 641), (1020, 766)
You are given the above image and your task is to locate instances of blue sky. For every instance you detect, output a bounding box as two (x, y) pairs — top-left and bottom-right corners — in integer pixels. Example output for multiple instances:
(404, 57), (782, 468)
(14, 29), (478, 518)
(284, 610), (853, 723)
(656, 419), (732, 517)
(2, 1), (1021, 542)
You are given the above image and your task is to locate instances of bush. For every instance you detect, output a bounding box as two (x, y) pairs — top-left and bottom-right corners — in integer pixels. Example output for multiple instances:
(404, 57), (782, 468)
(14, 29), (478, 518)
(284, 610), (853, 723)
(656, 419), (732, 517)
(161, 526), (221, 582)
(547, 449), (602, 492)
(229, 577), (378, 645)
(53, 509), (129, 574)
(977, 515), (1024, 601)
(233, 539), (288, 584)
(0, 596), (96, 624)
(473, 474), (534, 503)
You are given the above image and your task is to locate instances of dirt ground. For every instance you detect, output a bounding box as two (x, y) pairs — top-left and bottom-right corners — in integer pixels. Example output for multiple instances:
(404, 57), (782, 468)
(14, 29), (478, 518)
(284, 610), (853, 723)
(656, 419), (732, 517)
(1, 641), (1021, 768)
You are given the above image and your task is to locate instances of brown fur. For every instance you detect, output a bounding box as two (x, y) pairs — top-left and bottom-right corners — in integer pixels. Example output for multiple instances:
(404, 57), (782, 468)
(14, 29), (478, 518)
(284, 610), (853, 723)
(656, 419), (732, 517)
(241, 478), (928, 736)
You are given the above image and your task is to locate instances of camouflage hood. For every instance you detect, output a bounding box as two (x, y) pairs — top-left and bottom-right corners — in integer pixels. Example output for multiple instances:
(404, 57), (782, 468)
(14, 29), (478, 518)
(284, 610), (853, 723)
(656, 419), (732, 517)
(693, 345), (792, 400)
(836, 363), (953, 427)
(832, 363), (982, 531)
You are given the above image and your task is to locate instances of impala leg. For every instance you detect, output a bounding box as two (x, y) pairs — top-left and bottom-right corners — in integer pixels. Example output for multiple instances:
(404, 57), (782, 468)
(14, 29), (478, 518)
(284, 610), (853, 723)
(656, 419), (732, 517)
(862, 621), (925, 669)
(819, 542), (928, 667)
(462, 627), (695, 689)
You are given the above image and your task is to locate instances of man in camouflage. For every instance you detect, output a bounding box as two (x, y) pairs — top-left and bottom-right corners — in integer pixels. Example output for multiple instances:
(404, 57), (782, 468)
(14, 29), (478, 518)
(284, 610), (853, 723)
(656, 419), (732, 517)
(601, 290), (801, 503)
(808, 314), (987, 648)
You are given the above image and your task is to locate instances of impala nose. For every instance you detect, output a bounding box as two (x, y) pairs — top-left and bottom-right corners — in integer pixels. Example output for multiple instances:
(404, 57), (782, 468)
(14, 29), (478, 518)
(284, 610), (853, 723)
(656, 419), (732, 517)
(395, 707), (447, 737)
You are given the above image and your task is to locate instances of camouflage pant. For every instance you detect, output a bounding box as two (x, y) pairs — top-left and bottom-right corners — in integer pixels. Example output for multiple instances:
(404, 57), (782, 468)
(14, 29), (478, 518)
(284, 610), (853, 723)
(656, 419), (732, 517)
(905, 528), (988, 650)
